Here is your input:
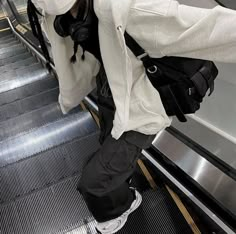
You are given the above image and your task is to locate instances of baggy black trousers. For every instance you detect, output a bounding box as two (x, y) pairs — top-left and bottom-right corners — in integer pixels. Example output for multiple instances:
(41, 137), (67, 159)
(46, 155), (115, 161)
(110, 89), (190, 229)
(78, 66), (155, 222)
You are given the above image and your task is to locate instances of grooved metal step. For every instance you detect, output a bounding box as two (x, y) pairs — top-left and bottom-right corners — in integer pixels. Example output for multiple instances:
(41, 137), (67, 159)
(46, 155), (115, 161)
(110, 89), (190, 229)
(0, 132), (99, 203)
(0, 176), (92, 234)
(0, 75), (58, 106)
(0, 40), (20, 50)
(0, 179), (193, 234)
(0, 35), (15, 44)
(0, 37), (17, 47)
(0, 65), (51, 94)
(0, 110), (98, 168)
(0, 32), (13, 38)
(0, 87), (59, 123)
(0, 56), (38, 73)
(0, 51), (31, 67)
(0, 43), (24, 56)
(117, 189), (193, 234)
(0, 46), (26, 60)
(0, 102), (80, 142)
(0, 63), (48, 84)
(0, 30), (12, 39)
(0, 19), (9, 29)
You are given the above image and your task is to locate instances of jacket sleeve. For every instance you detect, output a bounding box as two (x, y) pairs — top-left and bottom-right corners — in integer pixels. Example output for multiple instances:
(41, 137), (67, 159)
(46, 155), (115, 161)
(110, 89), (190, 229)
(129, 1), (236, 63)
(42, 15), (99, 114)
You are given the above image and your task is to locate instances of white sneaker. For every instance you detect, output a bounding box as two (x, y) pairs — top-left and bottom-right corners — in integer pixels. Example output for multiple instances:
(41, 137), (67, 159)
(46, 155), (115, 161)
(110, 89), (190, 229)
(96, 189), (142, 234)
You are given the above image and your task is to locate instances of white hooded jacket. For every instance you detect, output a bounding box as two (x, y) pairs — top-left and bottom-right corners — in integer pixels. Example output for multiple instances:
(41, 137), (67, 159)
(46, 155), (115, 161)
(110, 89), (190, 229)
(32, 0), (236, 139)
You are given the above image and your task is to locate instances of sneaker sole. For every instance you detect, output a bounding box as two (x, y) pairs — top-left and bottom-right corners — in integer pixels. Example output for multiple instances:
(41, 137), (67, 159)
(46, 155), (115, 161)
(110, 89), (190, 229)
(96, 190), (142, 234)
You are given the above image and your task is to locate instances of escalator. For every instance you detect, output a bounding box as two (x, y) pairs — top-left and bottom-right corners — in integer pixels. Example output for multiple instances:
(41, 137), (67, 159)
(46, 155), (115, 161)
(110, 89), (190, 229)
(0, 19), (199, 234)
(0, 0), (235, 233)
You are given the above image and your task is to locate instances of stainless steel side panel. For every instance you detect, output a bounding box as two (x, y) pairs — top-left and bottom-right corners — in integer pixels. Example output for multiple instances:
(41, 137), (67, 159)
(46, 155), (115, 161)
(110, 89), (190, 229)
(152, 130), (236, 217)
(172, 117), (236, 169)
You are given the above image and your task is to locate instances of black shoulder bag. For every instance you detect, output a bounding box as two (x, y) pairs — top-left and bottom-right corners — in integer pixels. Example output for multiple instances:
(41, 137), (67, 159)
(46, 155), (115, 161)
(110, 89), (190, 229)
(125, 32), (218, 122)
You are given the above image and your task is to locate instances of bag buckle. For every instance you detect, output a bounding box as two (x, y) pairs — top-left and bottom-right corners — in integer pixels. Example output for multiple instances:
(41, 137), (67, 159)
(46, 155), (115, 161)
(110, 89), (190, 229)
(147, 65), (158, 74)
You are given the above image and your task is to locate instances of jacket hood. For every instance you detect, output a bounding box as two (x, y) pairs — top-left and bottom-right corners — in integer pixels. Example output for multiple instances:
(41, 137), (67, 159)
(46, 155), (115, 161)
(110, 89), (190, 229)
(32, 0), (77, 15)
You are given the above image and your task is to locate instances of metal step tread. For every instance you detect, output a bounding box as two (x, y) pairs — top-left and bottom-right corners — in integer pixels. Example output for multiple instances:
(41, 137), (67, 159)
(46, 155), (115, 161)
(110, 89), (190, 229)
(0, 75), (58, 106)
(0, 19), (10, 29)
(0, 131), (100, 203)
(0, 66), (53, 94)
(0, 37), (17, 47)
(0, 43), (24, 56)
(0, 175), (92, 234)
(0, 110), (98, 168)
(0, 63), (49, 89)
(0, 34), (14, 41)
(0, 102), (80, 142)
(0, 56), (38, 73)
(0, 178), (192, 234)
(0, 87), (59, 123)
(0, 46), (26, 61)
(0, 40), (20, 50)
(0, 51), (31, 67)
(0, 63), (48, 81)
(0, 31), (12, 39)
(0, 36), (15, 44)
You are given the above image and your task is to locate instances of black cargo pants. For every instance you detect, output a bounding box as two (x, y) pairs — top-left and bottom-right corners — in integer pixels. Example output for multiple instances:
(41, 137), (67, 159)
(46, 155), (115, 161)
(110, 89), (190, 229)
(78, 66), (155, 222)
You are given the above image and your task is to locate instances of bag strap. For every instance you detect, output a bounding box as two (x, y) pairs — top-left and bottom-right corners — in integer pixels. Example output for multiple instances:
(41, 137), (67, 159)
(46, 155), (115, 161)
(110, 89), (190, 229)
(124, 32), (147, 59)
(125, 32), (187, 122)
(124, 32), (159, 73)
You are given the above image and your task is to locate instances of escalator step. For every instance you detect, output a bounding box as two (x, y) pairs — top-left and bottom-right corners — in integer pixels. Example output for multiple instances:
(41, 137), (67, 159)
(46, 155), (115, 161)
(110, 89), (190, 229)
(0, 45), (26, 60)
(0, 51), (32, 67)
(0, 63), (48, 85)
(0, 19), (9, 29)
(0, 176), (92, 234)
(0, 75), (58, 106)
(0, 30), (12, 38)
(0, 87), (59, 123)
(0, 132), (99, 203)
(0, 102), (81, 141)
(0, 40), (20, 50)
(0, 43), (24, 56)
(0, 110), (98, 168)
(0, 35), (15, 44)
(0, 177), (193, 234)
(0, 56), (38, 73)
(117, 189), (193, 234)
(0, 37), (17, 47)
(0, 66), (51, 94)
(1, 62), (47, 80)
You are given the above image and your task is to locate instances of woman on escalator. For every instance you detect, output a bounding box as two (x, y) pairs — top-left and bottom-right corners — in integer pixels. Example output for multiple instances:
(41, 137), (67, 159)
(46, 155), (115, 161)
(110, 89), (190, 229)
(27, 0), (236, 233)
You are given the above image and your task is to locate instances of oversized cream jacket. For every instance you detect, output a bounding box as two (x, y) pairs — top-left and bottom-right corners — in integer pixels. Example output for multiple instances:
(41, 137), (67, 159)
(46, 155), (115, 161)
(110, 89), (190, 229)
(33, 0), (236, 139)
